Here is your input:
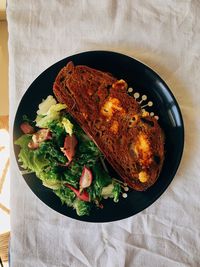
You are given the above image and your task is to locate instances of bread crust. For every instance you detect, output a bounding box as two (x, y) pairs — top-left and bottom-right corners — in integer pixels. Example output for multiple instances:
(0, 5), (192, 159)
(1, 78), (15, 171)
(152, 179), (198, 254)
(53, 62), (165, 191)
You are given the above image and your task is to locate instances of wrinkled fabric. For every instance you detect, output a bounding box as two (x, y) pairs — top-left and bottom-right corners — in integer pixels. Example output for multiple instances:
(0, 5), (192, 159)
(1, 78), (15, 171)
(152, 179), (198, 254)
(7, 0), (200, 266)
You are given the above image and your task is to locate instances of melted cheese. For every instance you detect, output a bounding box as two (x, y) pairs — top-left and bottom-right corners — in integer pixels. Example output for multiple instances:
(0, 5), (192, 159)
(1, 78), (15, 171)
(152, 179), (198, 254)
(138, 171), (148, 183)
(137, 134), (150, 153)
(101, 97), (125, 120)
(112, 79), (127, 90)
(133, 133), (152, 165)
(110, 121), (119, 134)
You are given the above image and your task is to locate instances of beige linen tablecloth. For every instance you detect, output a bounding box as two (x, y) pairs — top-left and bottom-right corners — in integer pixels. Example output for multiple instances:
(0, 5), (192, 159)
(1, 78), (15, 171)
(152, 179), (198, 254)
(7, 1), (200, 266)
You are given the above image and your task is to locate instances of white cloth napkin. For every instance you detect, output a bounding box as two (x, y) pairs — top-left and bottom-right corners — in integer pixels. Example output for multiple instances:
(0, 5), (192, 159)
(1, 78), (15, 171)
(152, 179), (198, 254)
(7, 0), (200, 266)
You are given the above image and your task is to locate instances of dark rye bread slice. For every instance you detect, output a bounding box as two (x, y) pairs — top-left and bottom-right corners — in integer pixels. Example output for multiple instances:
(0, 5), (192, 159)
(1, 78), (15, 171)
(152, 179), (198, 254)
(53, 62), (165, 191)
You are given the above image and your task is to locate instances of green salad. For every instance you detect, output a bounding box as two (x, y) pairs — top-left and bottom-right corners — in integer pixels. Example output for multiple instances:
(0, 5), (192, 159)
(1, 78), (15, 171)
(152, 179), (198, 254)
(15, 95), (128, 216)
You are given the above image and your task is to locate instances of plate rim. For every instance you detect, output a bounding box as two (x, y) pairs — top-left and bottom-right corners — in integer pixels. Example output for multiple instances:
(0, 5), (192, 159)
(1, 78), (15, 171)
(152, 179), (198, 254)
(13, 50), (185, 222)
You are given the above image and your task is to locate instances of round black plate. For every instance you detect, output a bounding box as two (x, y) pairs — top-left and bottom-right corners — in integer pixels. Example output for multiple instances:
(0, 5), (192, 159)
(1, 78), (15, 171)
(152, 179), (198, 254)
(13, 51), (184, 222)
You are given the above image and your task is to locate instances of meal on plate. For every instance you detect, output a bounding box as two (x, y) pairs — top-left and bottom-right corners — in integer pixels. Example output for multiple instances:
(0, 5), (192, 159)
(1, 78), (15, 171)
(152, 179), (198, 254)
(15, 62), (165, 216)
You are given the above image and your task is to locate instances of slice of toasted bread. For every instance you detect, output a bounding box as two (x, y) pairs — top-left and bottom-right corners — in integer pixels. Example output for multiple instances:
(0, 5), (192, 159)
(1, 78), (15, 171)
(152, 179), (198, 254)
(53, 62), (165, 191)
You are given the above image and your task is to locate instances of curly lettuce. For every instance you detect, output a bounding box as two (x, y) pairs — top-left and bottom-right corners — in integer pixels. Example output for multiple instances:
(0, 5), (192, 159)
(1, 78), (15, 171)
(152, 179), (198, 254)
(35, 95), (67, 128)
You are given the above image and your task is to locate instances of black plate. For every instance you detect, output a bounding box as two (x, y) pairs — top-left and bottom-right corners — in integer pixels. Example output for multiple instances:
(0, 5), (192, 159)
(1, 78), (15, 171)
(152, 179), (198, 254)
(13, 51), (184, 222)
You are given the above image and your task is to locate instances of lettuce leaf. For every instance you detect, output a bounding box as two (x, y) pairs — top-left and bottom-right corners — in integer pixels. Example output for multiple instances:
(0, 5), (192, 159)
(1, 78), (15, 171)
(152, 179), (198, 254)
(62, 117), (73, 136)
(35, 95), (67, 128)
(73, 199), (91, 216)
(15, 135), (49, 172)
(54, 186), (76, 207)
(36, 95), (57, 115)
(15, 135), (56, 185)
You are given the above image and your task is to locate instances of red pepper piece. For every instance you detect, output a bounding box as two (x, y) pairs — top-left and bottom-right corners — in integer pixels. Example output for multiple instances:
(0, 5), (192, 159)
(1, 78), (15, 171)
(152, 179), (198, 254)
(20, 122), (35, 134)
(65, 183), (90, 202)
(62, 134), (78, 162)
(79, 166), (93, 191)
